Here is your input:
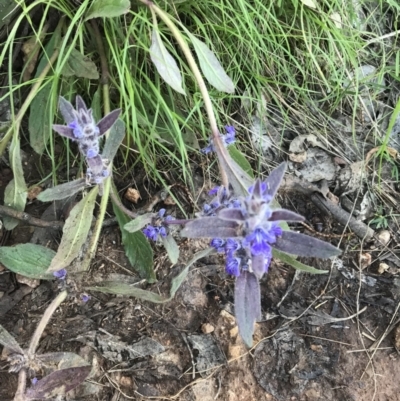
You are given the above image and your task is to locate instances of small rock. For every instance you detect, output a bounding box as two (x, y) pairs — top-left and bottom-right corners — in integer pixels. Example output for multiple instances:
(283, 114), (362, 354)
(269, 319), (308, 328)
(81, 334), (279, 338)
(201, 323), (214, 334)
(16, 274), (40, 288)
(378, 263), (390, 274)
(376, 230), (391, 246)
(124, 188), (141, 203)
(359, 253), (371, 270)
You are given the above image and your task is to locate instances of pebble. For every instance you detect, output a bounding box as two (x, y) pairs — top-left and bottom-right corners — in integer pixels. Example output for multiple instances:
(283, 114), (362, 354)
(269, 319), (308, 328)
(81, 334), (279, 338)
(201, 323), (215, 334)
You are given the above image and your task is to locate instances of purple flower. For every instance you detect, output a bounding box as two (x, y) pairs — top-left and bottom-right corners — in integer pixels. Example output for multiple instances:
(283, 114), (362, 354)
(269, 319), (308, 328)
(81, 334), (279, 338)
(200, 126), (236, 154)
(210, 238), (226, 253)
(31, 377), (38, 385)
(81, 294), (91, 303)
(143, 225), (159, 241)
(53, 269), (67, 280)
(226, 254), (240, 277)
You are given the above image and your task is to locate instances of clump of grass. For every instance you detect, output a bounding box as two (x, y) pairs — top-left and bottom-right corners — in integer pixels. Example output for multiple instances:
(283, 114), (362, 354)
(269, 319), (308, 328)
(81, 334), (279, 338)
(0, 0), (397, 189)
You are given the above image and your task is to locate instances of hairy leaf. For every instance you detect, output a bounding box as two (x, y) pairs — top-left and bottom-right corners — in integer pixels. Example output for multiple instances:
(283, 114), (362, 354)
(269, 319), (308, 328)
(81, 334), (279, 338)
(29, 29), (60, 154)
(37, 179), (86, 202)
(187, 33), (234, 93)
(97, 109), (121, 136)
(62, 48), (99, 79)
(102, 118), (125, 161)
(269, 209), (304, 222)
(181, 217), (238, 238)
(265, 162), (286, 199)
(3, 136), (27, 229)
(38, 352), (88, 370)
(274, 231), (342, 258)
(47, 186), (98, 272)
(217, 208), (245, 222)
(29, 85), (52, 153)
(272, 249), (329, 274)
(113, 201), (156, 283)
(0, 324), (23, 354)
(229, 146), (254, 178)
(0, 244), (55, 279)
(85, 0), (130, 20)
(162, 234), (179, 264)
(25, 365), (91, 400)
(235, 271), (261, 347)
(123, 213), (155, 233)
(150, 28), (185, 95)
(58, 97), (75, 125)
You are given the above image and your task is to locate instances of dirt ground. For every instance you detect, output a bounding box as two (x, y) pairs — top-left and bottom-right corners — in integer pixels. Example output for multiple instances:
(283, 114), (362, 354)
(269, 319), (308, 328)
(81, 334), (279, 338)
(1, 172), (400, 401)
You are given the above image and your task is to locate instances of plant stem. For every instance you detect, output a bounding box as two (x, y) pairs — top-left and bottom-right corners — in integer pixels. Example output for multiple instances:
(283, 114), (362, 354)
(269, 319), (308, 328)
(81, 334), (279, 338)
(0, 48), (59, 157)
(81, 19), (113, 271)
(140, 0), (229, 187)
(28, 290), (68, 355)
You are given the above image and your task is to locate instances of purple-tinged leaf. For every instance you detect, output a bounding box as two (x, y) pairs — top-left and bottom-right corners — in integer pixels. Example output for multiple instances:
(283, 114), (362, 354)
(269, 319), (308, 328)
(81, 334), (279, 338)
(25, 365), (91, 400)
(234, 271), (261, 347)
(150, 28), (186, 95)
(52, 124), (75, 140)
(274, 231), (341, 258)
(265, 162), (286, 199)
(187, 32), (235, 94)
(0, 324), (23, 354)
(37, 179), (86, 202)
(251, 253), (266, 280)
(97, 108), (121, 136)
(218, 208), (245, 222)
(162, 234), (179, 264)
(181, 217), (239, 238)
(75, 95), (88, 112)
(269, 209), (305, 222)
(102, 118), (125, 161)
(58, 97), (75, 124)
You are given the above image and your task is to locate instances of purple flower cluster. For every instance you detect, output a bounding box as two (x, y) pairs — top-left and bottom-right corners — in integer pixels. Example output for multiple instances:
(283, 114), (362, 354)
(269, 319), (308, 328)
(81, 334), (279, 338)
(201, 186), (241, 216)
(201, 125), (236, 154)
(52, 96), (121, 186)
(182, 163), (341, 281)
(209, 185), (284, 278)
(142, 209), (172, 242)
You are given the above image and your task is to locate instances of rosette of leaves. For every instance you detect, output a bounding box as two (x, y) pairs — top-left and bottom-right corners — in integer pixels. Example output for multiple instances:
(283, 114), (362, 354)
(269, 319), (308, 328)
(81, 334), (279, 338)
(181, 163), (341, 346)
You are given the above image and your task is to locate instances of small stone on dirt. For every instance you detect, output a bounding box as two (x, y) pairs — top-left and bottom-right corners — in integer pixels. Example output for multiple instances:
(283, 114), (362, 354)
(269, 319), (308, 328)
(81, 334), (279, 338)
(201, 323), (214, 334)
(16, 274), (40, 288)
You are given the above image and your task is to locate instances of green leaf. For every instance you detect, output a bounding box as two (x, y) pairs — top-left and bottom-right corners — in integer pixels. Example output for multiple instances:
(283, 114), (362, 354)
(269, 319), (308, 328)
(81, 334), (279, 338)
(0, 244), (55, 279)
(29, 84), (53, 154)
(90, 89), (102, 122)
(187, 33), (234, 93)
(47, 186), (98, 272)
(228, 146), (254, 178)
(272, 248), (329, 274)
(162, 234), (179, 264)
(150, 28), (185, 95)
(123, 213), (154, 233)
(113, 199), (156, 282)
(87, 247), (214, 302)
(3, 136), (27, 230)
(85, 0), (130, 20)
(0, 1), (20, 31)
(37, 179), (86, 202)
(61, 48), (99, 79)
(88, 281), (168, 302)
(102, 119), (125, 161)
(169, 247), (214, 298)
